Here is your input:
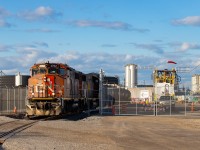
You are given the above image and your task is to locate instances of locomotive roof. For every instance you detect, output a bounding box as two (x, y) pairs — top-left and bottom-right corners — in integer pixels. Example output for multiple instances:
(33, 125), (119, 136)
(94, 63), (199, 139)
(31, 62), (69, 68)
(31, 62), (84, 74)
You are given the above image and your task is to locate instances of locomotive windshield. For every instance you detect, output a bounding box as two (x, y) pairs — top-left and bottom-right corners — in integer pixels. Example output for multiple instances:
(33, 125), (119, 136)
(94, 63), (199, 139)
(48, 67), (59, 74)
(31, 68), (47, 76)
(31, 64), (65, 76)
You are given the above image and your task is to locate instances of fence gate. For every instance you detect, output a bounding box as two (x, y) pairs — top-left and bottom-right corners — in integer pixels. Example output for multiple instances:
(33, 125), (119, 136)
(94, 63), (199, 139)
(100, 85), (155, 116)
(99, 84), (200, 116)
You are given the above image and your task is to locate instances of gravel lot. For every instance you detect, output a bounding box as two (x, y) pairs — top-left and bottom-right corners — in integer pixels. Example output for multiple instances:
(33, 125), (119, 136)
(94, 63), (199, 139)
(1, 115), (200, 150)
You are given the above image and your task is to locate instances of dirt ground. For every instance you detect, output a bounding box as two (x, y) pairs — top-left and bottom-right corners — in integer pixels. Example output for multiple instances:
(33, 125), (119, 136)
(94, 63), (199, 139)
(1, 115), (200, 150)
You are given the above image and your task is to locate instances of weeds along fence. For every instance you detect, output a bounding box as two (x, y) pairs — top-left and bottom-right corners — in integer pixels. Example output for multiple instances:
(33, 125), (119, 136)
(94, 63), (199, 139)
(0, 87), (27, 115)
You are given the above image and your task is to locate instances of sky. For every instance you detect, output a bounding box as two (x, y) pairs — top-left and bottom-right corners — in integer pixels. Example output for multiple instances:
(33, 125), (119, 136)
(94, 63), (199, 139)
(0, 0), (200, 87)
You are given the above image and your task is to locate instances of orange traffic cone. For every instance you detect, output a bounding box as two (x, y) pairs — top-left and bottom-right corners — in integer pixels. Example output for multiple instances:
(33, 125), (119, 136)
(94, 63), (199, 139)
(13, 106), (17, 114)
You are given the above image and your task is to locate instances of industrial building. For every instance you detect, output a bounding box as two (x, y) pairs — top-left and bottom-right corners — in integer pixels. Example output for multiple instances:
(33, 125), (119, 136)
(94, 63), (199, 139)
(0, 72), (30, 88)
(104, 76), (119, 85)
(191, 74), (200, 94)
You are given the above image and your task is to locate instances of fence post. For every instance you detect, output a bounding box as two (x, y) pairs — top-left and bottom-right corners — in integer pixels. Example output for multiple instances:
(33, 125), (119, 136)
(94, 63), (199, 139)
(5, 85), (8, 113)
(119, 87), (120, 115)
(13, 86), (16, 113)
(99, 69), (104, 115)
(184, 88), (187, 116)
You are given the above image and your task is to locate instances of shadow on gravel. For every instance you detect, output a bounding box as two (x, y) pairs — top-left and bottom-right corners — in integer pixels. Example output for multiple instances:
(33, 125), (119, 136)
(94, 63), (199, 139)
(3, 113), (25, 120)
(61, 111), (99, 121)
(0, 144), (4, 150)
(2, 110), (100, 121)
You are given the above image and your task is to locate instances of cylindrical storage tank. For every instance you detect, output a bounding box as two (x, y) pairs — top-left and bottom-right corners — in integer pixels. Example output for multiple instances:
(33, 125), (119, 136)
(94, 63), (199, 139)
(130, 65), (134, 88)
(130, 64), (137, 88)
(125, 65), (130, 88)
(125, 64), (137, 88)
(15, 72), (22, 86)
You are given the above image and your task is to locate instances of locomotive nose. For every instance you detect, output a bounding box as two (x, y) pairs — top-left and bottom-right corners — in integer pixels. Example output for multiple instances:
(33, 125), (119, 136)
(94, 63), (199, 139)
(28, 74), (55, 98)
(44, 75), (55, 97)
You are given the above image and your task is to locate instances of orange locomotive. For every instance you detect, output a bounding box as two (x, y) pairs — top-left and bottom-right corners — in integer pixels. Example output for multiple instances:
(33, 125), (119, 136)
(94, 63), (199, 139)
(26, 62), (99, 117)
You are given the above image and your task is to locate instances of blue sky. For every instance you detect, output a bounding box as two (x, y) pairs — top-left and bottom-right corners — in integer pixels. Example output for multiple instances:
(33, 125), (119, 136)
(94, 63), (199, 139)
(0, 0), (200, 86)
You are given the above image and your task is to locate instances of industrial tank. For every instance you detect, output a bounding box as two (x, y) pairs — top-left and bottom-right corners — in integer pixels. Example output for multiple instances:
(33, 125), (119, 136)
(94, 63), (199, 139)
(125, 64), (138, 88)
(15, 72), (30, 87)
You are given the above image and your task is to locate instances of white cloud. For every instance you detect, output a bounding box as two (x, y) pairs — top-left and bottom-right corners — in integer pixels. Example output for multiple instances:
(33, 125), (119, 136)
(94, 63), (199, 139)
(34, 42), (49, 47)
(0, 44), (12, 52)
(180, 42), (200, 51)
(67, 20), (149, 32)
(180, 42), (190, 51)
(132, 43), (164, 54)
(0, 18), (12, 27)
(0, 49), (197, 85)
(101, 44), (117, 47)
(0, 7), (13, 27)
(35, 6), (53, 16)
(0, 7), (10, 18)
(173, 16), (200, 26)
(169, 42), (200, 51)
(17, 6), (62, 21)
(26, 28), (60, 33)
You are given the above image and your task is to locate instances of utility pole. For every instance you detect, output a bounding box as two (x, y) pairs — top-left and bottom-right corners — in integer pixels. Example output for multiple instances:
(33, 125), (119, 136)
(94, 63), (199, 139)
(0, 70), (5, 76)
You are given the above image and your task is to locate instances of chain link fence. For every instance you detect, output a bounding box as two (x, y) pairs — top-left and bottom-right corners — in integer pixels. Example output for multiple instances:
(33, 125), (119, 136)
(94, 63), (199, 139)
(0, 87), (27, 115)
(99, 83), (200, 116)
(1, 84), (200, 116)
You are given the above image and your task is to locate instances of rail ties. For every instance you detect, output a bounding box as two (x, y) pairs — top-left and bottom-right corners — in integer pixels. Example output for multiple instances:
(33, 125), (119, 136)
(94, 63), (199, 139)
(0, 112), (94, 145)
(0, 120), (38, 144)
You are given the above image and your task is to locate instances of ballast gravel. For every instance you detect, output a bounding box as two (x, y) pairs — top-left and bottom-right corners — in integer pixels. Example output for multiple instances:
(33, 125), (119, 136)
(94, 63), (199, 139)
(1, 115), (200, 150)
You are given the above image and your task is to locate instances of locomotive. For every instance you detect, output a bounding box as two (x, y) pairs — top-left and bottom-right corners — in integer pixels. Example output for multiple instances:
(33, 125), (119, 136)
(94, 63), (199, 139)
(26, 62), (99, 117)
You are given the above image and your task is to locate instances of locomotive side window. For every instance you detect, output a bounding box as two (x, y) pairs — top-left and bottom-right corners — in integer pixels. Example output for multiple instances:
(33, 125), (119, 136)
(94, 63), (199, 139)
(60, 69), (66, 75)
(32, 69), (38, 76)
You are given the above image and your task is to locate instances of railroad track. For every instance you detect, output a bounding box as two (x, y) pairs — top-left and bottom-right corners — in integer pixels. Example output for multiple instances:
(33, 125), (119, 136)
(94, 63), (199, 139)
(0, 115), (58, 145)
(0, 120), (38, 144)
(0, 111), (96, 145)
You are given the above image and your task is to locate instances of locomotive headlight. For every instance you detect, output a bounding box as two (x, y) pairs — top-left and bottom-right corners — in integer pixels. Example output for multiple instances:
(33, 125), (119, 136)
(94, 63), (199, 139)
(52, 92), (55, 96)
(32, 93), (34, 95)
(44, 76), (47, 82)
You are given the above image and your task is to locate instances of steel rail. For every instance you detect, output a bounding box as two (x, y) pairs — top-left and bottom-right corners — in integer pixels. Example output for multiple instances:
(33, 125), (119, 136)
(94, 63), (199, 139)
(0, 115), (58, 144)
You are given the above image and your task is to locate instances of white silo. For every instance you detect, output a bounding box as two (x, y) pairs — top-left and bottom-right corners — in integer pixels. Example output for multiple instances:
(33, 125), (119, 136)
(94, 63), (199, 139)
(125, 64), (138, 88)
(15, 72), (22, 86)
